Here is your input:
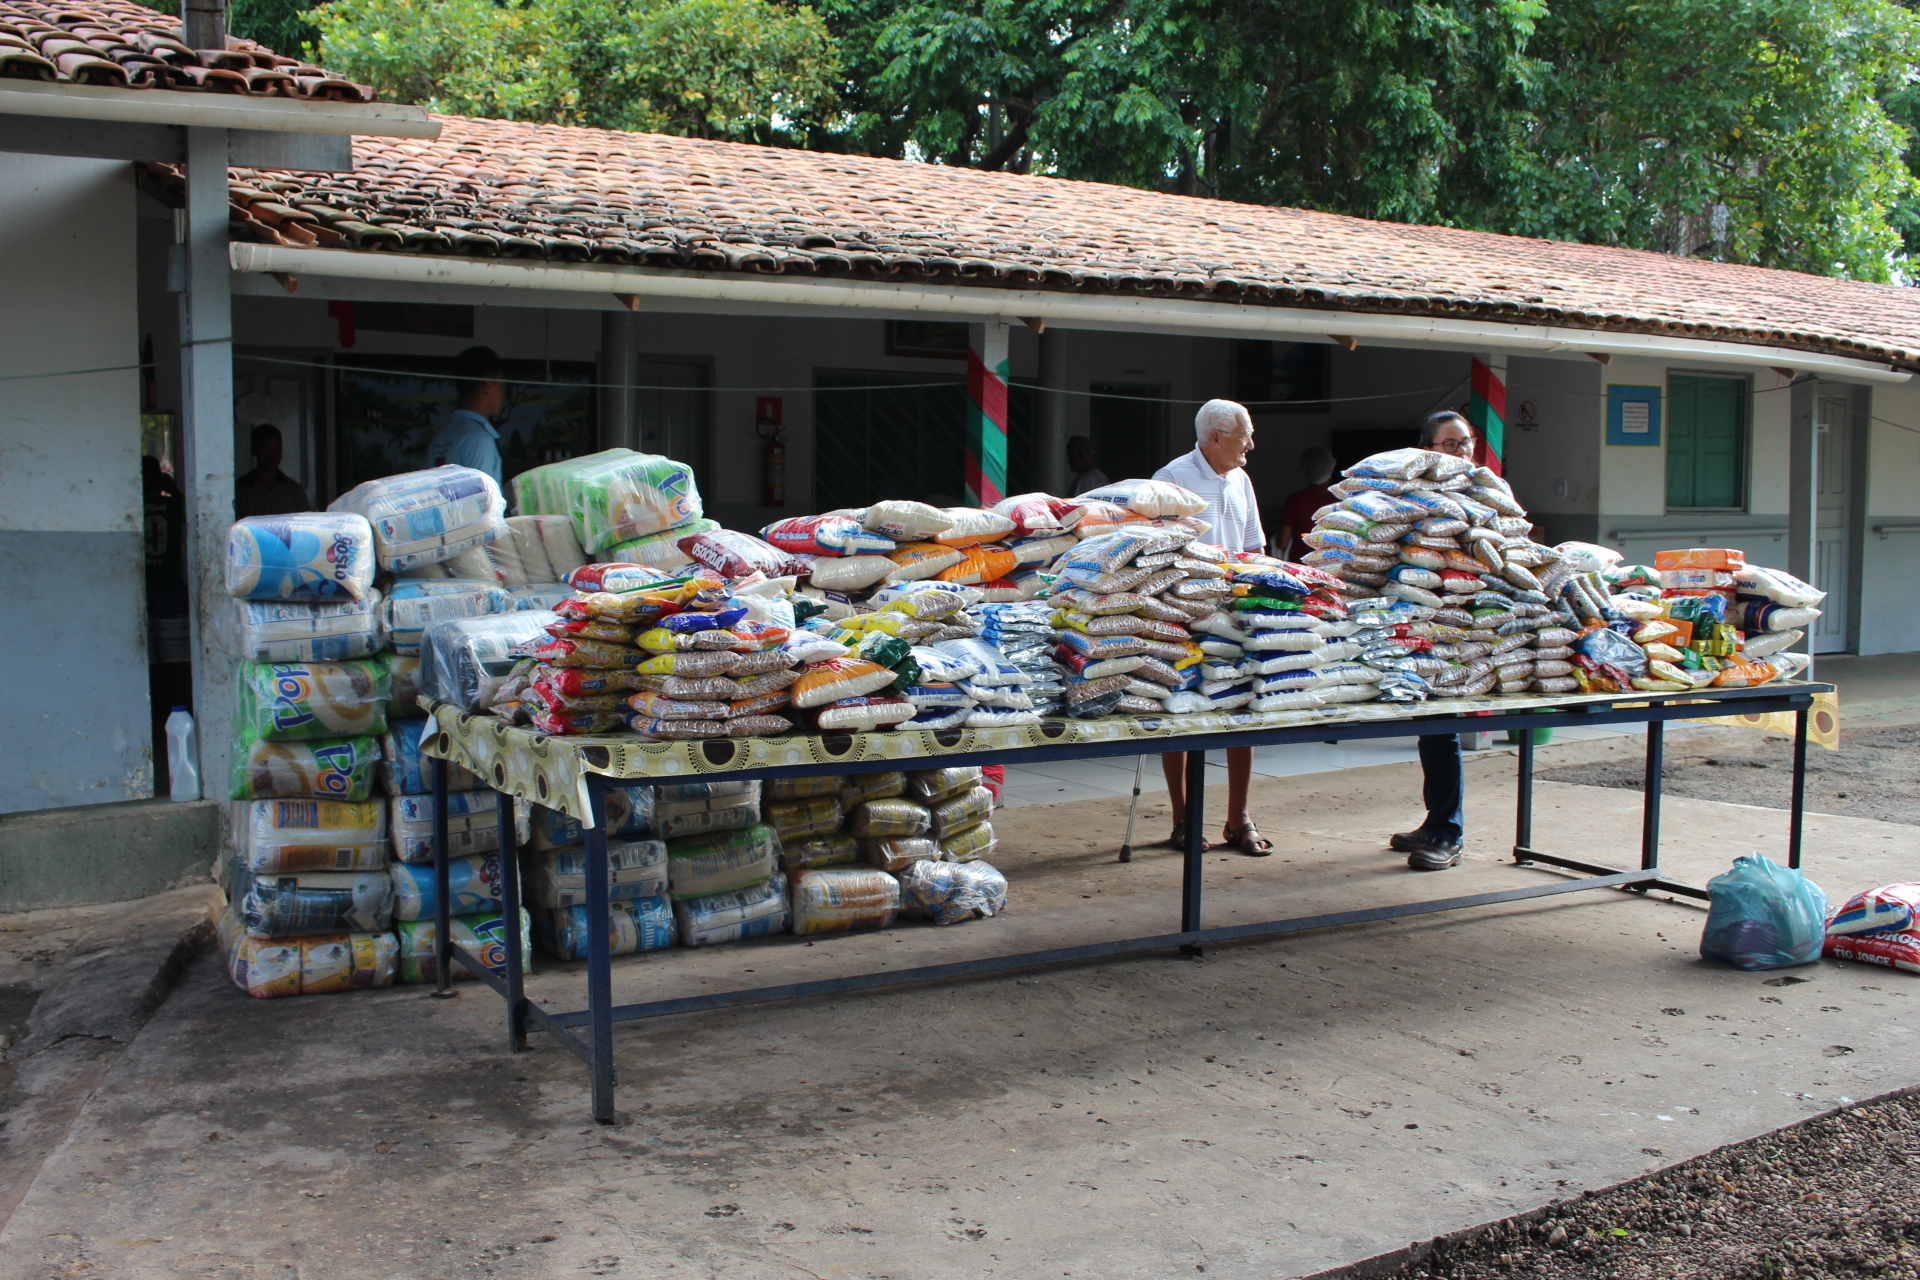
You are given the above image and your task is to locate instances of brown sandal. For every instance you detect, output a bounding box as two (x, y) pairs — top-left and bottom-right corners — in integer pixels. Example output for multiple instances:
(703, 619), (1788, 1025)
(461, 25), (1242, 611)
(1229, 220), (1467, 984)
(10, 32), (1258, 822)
(1168, 824), (1212, 852)
(1221, 822), (1273, 857)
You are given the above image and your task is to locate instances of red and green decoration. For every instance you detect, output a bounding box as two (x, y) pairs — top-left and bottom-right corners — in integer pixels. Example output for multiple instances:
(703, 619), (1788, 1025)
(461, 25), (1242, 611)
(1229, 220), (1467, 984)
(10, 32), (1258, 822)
(965, 323), (1009, 506)
(1468, 357), (1506, 476)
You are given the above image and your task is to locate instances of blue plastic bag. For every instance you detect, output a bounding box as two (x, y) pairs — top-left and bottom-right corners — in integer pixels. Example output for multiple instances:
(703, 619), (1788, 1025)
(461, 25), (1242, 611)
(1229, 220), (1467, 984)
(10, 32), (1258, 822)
(1700, 854), (1829, 970)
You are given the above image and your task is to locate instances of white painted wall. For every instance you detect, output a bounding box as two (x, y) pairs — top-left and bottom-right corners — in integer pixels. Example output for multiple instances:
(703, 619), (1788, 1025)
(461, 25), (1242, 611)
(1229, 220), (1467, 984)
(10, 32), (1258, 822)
(0, 154), (149, 811)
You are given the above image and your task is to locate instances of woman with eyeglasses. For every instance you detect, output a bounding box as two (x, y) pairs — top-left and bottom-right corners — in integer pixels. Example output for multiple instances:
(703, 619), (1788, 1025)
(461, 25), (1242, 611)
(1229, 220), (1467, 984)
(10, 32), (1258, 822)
(1390, 410), (1477, 870)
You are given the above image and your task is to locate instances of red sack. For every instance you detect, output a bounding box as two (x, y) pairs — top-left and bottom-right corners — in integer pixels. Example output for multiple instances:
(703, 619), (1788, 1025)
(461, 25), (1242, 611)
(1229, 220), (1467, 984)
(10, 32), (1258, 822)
(676, 529), (804, 580)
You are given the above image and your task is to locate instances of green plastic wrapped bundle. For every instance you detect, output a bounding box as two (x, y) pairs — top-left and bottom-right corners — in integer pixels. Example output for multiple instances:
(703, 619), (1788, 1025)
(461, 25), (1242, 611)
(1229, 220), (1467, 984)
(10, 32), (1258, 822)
(230, 728), (380, 801)
(235, 658), (391, 742)
(513, 448), (703, 555)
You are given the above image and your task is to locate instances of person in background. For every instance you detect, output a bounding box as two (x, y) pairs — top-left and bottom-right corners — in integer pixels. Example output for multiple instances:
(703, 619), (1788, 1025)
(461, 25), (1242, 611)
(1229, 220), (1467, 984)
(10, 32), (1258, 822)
(1152, 399), (1272, 857)
(233, 423), (309, 518)
(1275, 446), (1337, 560)
(1392, 410), (1477, 871)
(1067, 435), (1108, 496)
(428, 345), (506, 486)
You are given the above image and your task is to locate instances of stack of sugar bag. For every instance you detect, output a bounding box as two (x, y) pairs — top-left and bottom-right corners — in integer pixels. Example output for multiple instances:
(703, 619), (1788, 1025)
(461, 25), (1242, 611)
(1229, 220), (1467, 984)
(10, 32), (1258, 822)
(661, 782), (794, 946)
(515, 448), (706, 569)
(520, 784), (675, 961)
(973, 602), (1067, 716)
(766, 501), (1023, 616)
(1298, 449), (1571, 703)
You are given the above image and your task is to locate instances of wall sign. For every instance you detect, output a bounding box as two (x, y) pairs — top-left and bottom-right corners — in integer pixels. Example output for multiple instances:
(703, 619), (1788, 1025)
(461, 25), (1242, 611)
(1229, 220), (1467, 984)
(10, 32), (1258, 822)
(1606, 384), (1663, 446)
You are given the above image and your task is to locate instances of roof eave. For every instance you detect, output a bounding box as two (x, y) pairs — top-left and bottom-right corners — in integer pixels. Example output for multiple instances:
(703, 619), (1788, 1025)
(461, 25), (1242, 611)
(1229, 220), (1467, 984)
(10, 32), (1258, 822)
(0, 79), (438, 138)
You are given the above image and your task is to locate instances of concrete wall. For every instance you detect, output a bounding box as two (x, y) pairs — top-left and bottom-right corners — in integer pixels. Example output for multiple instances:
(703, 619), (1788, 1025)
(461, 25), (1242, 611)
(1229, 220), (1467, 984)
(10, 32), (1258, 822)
(1858, 378), (1920, 656)
(0, 154), (148, 814)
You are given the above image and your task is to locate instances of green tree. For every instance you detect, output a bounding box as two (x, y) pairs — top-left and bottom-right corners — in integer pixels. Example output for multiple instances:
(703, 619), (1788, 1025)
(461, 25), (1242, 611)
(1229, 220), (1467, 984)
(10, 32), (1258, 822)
(310, 0), (838, 138)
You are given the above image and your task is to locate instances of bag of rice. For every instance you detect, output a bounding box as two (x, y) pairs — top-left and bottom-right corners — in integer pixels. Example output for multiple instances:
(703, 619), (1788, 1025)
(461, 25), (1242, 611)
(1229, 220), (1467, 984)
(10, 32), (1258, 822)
(992, 493), (1076, 536)
(863, 500), (956, 541)
(886, 542), (966, 582)
(226, 513), (377, 602)
(673, 876), (790, 946)
(678, 528), (804, 580)
(790, 867), (902, 935)
(762, 514), (895, 556)
(667, 823), (778, 899)
(514, 448), (703, 554)
(794, 552), (897, 592)
(936, 543), (1018, 586)
(811, 696), (916, 731)
(792, 657), (898, 708)
(328, 465), (505, 572)
(935, 508), (1018, 547)
(236, 658), (391, 742)
(1076, 478), (1207, 518)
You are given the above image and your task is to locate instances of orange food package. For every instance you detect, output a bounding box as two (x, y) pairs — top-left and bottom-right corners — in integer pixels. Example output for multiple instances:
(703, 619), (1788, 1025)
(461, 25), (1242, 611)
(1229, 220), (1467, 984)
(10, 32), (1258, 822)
(1654, 548), (1746, 571)
(936, 543), (1018, 585)
(1711, 661), (1779, 688)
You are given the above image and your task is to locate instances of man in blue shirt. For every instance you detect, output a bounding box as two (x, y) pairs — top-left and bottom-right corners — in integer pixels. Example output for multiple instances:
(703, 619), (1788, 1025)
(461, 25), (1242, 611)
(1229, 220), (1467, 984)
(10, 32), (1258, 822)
(428, 346), (506, 486)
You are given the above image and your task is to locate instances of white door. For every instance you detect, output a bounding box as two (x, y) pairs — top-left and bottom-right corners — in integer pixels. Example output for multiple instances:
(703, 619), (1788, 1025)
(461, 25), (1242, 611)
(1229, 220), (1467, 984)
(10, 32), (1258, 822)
(1813, 386), (1853, 653)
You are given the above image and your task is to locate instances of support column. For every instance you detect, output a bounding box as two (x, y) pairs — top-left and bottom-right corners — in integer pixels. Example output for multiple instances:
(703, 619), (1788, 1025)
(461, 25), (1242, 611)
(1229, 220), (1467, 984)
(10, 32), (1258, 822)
(600, 308), (638, 452)
(1036, 327), (1069, 496)
(1468, 354), (1508, 476)
(1788, 377), (1818, 674)
(966, 321), (1010, 506)
(179, 126), (235, 803)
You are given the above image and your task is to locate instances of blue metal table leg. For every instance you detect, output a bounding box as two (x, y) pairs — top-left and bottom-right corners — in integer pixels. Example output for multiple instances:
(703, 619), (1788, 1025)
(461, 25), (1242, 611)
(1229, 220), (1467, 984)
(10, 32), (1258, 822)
(1789, 708), (1809, 870)
(584, 776), (617, 1123)
(431, 755), (455, 999)
(1641, 720), (1665, 873)
(1514, 733), (1535, 860)
(496, 790), (526, 1052)
(1180, 749), (1205, 958)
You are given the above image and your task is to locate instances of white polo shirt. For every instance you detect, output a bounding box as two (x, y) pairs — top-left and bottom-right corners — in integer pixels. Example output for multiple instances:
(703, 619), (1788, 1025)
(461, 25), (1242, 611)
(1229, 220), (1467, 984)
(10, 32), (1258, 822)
(1153, 446), (1265, 553)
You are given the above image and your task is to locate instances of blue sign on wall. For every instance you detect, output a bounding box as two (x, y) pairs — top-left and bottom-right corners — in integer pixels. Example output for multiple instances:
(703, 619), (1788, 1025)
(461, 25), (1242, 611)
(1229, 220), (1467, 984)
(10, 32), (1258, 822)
(1606, 384), (1663, 446)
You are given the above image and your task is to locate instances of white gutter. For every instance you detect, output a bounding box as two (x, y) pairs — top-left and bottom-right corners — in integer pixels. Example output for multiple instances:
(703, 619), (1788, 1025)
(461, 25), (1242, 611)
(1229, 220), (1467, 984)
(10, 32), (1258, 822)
(0, 80), (439, 138)
(230, 243), (1912, 383)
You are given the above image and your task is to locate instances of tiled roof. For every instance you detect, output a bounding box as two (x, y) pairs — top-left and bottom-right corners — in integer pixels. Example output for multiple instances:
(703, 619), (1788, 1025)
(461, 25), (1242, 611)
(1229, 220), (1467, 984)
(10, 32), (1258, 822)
(183, 114), (1920, 368)
(0, 0), (372, 100)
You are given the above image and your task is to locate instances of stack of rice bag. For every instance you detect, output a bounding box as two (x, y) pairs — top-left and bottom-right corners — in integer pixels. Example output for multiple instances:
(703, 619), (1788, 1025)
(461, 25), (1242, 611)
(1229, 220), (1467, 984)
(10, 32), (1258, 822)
(658, 783), (792, 945)
(1296, 448), (1578, 703)
(521, 783), (676, 960)
(765, 500), (1036, 615)
(515, 448), (708, 571)
(1047, 523), (1221, 717)
(764, 767), (1009, 934)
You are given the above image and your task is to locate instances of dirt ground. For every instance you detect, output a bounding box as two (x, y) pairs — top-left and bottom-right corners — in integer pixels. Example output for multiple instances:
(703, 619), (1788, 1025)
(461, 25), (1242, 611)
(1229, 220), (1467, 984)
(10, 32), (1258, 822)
(1537, 725), (1920, 827)
(1353, 1087), (1920, 1280)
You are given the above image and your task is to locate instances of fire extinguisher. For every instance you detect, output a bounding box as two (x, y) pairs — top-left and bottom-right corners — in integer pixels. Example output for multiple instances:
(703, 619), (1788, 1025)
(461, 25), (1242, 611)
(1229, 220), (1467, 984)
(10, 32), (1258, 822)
(757, 416), (786, 507)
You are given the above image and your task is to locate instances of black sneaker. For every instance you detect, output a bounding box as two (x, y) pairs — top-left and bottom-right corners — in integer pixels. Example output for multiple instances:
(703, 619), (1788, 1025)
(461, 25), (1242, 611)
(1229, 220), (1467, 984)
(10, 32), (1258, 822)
(1402, 833), (1463, 871)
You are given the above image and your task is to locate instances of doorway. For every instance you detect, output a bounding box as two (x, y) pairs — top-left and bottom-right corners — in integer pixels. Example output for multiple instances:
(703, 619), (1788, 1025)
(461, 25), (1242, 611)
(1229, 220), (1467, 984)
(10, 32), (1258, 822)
(634, 359), (712, 492)
(1813, 384), (1860, 654)
(1087, 383), (1167, 484)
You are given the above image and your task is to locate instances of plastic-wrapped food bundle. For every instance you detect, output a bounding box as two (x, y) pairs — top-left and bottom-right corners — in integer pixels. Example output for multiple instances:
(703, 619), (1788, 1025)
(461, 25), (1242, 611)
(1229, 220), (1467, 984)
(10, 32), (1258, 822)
(765, 795), (842, 841)
(329, 465), (505, 571)
(790, 867), (902, 935)
(235, 658), (390, 743)
(862, 835), (940, 873)
(389, 853), (504, 921)
(906, 766), (983, 804)
(533, 896), (676, 960)
(667, 823), (779, 898)
(389, 790), (503, 863)
(379, 718), (483, 795)
(674, 876), (791, 946)
(217, 908), (398, 998)
(394, 909), (531, 984)
(929, 785), (993, 839)
(230, 730), (380, 801)
(233, 798), (388, 873)
(523, 784), (651, 850)
(847, 797), (931, 837)
(226, 512), (376, 601)
(975, 603), (1066, 716)
(383, 580), (515, 655)
(225, 595), (385, 663)
(234, 863), (394, 938)
(523, 839), (668, 908)
(779, 830), (860, 871)
(938, 820), (997, 863)
(514, 448), (703, 554)
(488, 514), (588, 585)
(653, 780), (760, 839)
(898, 859), (1009, 925)
(417, 611), (556, 712)
(607, 518), (715, 570)
(768, 773), (843, 800)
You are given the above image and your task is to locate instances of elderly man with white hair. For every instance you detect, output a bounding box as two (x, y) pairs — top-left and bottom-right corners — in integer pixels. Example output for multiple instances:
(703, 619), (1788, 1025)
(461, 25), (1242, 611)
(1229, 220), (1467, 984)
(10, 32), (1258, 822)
(1151, 398), (1271, 856)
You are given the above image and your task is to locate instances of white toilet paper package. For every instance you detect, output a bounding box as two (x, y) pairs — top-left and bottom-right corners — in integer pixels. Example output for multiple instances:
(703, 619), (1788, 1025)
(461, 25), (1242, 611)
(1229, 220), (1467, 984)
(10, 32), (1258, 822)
(226, 512), (376, 601)
(383, 580), (515, 655)
(225, 595), (385, 663)
(514, 448), (703, 554)
(418, 611), (557, 712)
(328, 465), (505, 571)
(234, 798), (388, 873)
(230, 730), (380, 802)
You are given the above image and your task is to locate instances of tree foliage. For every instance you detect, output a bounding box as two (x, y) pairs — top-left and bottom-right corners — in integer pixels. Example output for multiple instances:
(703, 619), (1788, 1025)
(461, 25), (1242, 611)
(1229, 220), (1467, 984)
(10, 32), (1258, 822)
(310, 0), (839, 138)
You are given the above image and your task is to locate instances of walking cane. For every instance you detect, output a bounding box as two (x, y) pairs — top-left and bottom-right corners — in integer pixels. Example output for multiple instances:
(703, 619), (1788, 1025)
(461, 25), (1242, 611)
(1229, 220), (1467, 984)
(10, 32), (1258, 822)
(1119, 756), (1144, 862)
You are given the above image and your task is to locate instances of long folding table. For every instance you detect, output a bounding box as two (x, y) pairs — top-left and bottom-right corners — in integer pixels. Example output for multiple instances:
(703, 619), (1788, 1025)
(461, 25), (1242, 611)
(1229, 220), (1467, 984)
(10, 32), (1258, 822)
(422, 681), (1832, 1122)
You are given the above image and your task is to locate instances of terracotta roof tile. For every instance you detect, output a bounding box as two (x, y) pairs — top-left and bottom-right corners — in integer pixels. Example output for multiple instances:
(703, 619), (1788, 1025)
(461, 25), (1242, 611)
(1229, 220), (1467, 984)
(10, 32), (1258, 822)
(179, 114), (1920, 368)
(0, 0), (373, 100)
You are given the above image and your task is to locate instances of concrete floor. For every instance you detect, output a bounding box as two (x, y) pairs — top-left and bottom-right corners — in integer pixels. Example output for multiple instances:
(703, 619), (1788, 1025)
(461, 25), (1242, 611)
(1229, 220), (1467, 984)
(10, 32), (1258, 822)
(2, 743), (1913, 1280)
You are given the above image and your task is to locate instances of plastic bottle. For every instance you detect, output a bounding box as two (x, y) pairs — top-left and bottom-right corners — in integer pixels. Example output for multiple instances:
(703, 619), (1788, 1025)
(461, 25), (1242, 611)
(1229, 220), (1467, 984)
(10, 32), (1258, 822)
(165, 707), (200, 802)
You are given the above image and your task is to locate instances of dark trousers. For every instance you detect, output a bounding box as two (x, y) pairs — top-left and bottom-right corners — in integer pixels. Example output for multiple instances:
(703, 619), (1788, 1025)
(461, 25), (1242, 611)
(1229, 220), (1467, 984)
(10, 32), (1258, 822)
(1418, 733), (1465, 843)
